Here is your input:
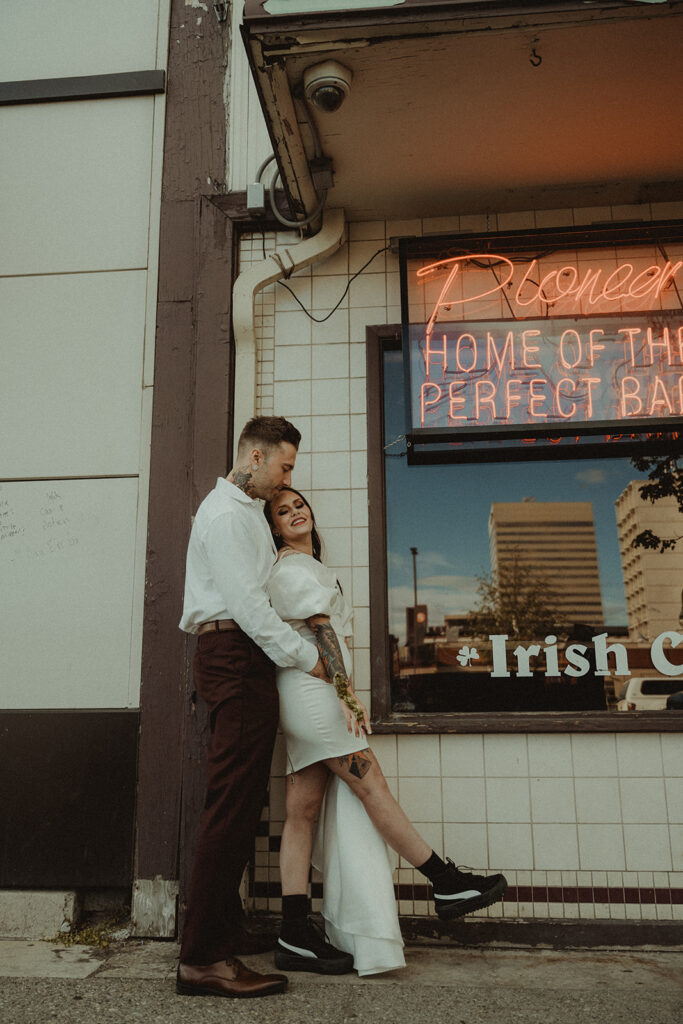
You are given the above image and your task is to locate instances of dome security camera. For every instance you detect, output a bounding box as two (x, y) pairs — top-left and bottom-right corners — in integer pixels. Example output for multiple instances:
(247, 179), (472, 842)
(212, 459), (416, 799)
(303, 60), (353, 113)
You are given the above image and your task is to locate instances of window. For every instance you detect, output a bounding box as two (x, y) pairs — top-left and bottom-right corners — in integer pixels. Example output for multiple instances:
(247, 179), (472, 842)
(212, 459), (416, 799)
(366, 223), (683, 732)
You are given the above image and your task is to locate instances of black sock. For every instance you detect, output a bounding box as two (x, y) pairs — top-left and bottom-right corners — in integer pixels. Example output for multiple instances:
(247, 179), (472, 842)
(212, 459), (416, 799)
(280, 894), (311, 943)
(417, 851), (448, 882)
(281, 894), (309, 921)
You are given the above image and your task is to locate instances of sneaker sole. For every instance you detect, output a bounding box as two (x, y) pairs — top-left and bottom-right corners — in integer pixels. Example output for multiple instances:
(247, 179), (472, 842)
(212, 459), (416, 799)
(274, 950), (355, 975)
(435, 877), (508, 921)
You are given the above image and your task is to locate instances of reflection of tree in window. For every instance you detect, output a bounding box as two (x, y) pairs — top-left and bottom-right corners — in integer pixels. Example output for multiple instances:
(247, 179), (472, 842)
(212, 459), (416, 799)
(630, 443), (683, 553)
(467, 550), (559, 639)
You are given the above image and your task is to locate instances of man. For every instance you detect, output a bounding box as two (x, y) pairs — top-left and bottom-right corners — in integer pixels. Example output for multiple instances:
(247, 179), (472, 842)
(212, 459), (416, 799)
(176, 416), (328, 999)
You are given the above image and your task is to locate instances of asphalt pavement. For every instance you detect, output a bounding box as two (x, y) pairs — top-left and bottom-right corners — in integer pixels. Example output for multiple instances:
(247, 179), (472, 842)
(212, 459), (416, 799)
(1, 937), (682, 1024)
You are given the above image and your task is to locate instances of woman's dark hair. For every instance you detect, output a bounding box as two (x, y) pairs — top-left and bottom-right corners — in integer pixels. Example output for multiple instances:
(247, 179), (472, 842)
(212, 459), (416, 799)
(265, 487), (323, 562)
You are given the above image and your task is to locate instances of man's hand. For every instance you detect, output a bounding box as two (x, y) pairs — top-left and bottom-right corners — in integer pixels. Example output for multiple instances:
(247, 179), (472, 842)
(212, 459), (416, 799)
(309, 656), (329, 682)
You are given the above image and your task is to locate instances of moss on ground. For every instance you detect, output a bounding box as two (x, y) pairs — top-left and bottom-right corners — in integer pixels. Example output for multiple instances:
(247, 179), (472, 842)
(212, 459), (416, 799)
(44, 908), (129, 950)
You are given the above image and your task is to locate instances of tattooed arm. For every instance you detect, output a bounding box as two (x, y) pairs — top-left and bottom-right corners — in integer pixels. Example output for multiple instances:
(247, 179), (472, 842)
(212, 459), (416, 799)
(307, 614), (371, 737)
(308, 617), (347, 681)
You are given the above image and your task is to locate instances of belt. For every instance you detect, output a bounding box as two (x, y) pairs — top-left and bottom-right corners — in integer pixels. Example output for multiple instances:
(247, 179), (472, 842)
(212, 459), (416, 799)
(197, 619), (239, 635)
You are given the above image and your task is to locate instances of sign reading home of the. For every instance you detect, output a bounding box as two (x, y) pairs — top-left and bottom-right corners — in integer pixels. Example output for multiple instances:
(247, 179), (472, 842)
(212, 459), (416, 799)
(402, 246), (683, 441)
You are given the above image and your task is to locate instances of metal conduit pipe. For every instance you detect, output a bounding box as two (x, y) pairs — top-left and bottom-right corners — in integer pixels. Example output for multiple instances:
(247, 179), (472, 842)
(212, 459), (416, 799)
(231, 207), (346, 457)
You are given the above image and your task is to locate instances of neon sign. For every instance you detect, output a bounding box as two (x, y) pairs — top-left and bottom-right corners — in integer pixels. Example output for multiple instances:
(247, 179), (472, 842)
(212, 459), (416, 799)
(401, 236), (683, 442)
(418, 255), (683, 342)
(415, 316), (683, 431)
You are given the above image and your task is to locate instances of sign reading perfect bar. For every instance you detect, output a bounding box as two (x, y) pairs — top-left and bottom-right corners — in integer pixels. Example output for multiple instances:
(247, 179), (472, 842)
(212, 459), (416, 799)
(400, 228), (683, 442)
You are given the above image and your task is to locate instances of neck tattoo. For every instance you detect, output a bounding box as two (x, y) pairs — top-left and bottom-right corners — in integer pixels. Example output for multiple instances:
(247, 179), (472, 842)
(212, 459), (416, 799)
(229, 467), (256, 497)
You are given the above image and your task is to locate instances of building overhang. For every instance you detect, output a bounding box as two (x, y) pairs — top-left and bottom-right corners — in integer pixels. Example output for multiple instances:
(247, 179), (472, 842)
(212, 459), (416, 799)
(242, 0), (683, 227)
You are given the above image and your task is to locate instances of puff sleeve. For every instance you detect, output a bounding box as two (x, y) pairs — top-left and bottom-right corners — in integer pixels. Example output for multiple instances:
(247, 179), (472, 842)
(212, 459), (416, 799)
(267, 555), (338, 623)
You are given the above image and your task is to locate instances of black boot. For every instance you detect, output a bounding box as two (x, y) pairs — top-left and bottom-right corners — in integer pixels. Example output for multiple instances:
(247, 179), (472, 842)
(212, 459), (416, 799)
(429, 859), (507, 920)
(277, 896), (354, 975)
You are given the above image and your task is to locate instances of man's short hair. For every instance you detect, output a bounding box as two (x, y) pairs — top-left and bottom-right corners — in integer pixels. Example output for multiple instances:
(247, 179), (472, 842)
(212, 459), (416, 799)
(238, 416), (301, 454)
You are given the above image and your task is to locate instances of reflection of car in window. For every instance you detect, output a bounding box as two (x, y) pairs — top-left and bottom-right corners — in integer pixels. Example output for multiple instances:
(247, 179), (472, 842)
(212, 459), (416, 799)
(617, 677), (683, 711)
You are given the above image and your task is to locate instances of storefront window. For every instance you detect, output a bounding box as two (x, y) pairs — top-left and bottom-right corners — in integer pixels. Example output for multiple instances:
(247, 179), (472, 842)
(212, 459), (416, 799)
(367, 224), (683, 728)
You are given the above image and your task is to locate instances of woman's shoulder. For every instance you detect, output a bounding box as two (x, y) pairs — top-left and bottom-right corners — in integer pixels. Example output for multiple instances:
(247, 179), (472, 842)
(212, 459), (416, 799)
(271, 549), (320, 579)
(270, 550), (335, 587)
(275, 545), (301, 563)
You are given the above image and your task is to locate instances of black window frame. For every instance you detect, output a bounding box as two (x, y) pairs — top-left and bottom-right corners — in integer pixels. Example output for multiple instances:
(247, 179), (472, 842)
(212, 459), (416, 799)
(366, 321), (683, 734)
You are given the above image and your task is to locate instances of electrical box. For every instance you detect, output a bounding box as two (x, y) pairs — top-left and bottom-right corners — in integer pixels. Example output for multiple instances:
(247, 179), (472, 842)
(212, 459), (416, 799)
(247, 182), (266, 216)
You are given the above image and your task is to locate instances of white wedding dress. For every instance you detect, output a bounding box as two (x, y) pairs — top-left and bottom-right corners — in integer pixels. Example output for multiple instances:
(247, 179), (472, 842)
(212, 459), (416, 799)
(268, 552), (405, 976)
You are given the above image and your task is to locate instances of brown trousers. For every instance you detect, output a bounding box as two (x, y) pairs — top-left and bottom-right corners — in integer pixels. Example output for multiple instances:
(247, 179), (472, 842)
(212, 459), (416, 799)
(179, 629), (279, 964)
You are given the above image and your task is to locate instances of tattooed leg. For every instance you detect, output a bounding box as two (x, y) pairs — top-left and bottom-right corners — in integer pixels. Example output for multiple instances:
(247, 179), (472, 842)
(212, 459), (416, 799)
(338, 749), (372, 780)
(325, 748), (432, 866)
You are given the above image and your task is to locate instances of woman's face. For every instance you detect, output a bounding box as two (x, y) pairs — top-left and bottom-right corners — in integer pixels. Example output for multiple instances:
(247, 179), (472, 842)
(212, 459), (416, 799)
(269, 489), (314, 547)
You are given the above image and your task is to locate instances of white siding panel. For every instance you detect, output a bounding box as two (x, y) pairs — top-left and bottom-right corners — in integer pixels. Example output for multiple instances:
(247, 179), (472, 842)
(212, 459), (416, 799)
(0, 272), (146, 478)
(0, 0), (163, 81)
(228, 1), (272, 192)
(0, 478), (140, 709)
(127, 385), (155, 707)
(0, 97), (154, 276)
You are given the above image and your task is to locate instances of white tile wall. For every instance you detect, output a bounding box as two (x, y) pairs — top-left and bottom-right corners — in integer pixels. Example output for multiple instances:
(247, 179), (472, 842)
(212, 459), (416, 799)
(533, 825), (579, 870)
(440, 735), (485, 777)
(240, 200), (683, 918)
(484, 735), (529, 777)
(487, 777), (531, 823)
(575, 778), (622, 823)
(578, 825), (626, 871)
(442, 779), (486, 822)
(530, 778), (576, 823)
(528, 735), (573, 777)
(620, 779), (669, 823)
(397, 735), (442, 777)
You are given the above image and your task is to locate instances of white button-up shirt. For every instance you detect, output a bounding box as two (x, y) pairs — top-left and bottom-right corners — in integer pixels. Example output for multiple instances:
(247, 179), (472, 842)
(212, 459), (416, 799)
(179, 477), (318, 672)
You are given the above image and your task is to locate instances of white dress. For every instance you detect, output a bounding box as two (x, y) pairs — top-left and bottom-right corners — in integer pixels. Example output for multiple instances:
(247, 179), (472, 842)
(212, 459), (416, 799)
(267, 553), (405, 976)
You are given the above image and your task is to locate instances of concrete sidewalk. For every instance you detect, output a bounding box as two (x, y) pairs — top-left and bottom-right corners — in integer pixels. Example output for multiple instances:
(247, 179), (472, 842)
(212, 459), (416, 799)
(1, 937), (682, 1024)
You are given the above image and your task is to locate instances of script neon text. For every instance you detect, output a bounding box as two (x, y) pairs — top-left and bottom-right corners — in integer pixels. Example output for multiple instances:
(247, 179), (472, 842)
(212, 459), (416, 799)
(416, 254), (683, 337)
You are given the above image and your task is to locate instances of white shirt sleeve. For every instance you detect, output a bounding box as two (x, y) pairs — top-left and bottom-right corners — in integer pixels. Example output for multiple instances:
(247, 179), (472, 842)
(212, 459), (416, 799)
(202, 511), (319, 672)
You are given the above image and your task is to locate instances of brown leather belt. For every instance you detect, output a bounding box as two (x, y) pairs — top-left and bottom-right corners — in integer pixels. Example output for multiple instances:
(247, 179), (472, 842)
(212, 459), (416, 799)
(197, 619), (239, 635)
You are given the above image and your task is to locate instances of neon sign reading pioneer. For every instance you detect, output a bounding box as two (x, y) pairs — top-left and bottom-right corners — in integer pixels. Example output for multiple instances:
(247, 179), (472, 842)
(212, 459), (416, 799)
(402, 240), (683, 440)
(418, 254), (683, 342)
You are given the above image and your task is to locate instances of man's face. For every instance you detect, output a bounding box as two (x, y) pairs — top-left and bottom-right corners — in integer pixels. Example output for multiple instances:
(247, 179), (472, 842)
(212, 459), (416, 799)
(253, 442), (297, 501)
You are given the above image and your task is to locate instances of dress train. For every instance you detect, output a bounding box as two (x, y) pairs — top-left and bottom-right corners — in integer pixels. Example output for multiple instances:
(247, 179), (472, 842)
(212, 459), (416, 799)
(312, 775), (405, 976)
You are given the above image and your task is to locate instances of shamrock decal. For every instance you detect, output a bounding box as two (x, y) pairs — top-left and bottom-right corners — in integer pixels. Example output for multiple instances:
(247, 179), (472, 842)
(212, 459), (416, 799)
(456, 645), (479, 667)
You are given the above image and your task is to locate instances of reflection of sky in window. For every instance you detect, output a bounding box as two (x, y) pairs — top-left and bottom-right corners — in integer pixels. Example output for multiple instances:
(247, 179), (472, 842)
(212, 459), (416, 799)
(383, 347), (656, 640)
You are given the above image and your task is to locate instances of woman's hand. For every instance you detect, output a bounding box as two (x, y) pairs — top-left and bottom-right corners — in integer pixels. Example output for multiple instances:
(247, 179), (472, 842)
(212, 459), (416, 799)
(339, 689), (372, 738)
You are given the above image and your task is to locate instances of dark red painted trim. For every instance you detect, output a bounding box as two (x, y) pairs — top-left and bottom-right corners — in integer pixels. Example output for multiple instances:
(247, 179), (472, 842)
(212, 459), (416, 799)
(252, 880), (682, 906)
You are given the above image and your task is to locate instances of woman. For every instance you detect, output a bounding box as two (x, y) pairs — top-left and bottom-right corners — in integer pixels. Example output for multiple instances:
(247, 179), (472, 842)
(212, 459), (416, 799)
(265, 488), (506, 977)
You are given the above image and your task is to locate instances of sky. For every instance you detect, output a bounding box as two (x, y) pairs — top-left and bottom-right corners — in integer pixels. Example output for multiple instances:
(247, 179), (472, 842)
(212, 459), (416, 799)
(383, 347), (658, 641)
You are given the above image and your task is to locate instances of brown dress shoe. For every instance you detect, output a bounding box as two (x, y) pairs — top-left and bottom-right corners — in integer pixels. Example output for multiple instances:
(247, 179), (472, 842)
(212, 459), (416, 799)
(176, 957), (287, 998)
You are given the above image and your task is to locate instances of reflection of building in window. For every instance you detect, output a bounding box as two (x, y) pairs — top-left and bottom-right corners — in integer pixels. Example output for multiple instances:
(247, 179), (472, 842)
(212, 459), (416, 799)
(488, 499), (604, 630)
(615, 482), (683, 643)
(444, 613), (469, 642)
